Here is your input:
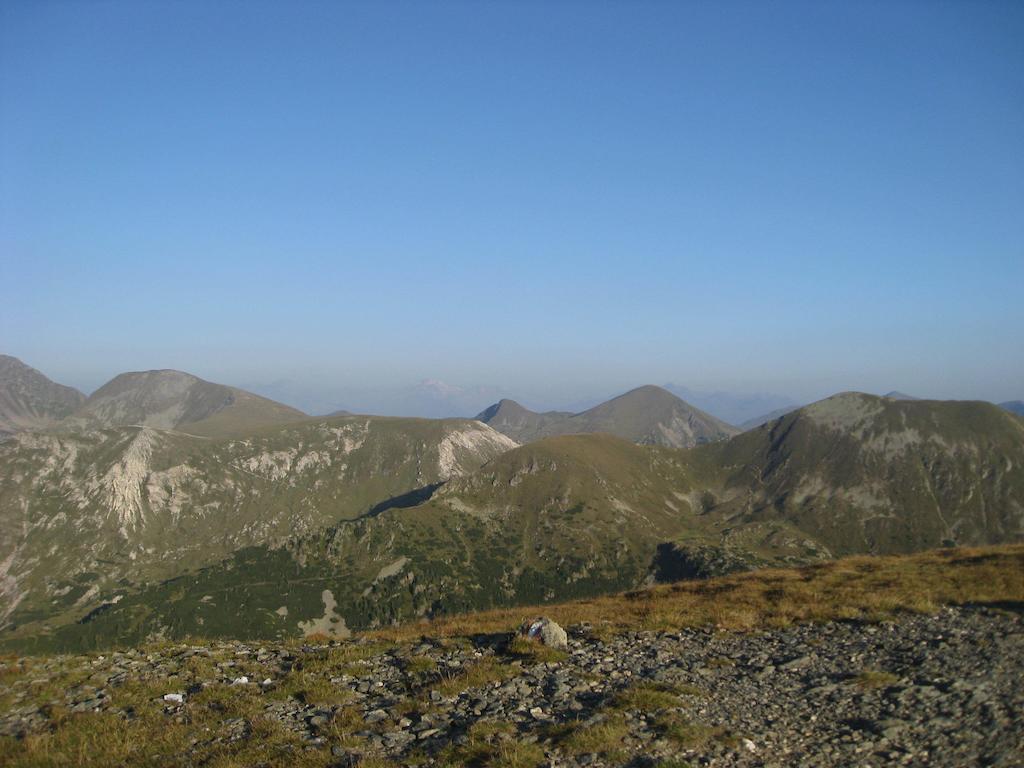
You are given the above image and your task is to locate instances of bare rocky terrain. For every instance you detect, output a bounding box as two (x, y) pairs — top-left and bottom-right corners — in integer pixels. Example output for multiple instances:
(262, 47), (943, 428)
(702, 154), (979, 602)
(2, 605), (1021, 767)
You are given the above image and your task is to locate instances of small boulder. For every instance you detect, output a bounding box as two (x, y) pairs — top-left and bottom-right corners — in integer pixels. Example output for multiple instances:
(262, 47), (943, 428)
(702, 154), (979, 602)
(519, 616), (568, 651)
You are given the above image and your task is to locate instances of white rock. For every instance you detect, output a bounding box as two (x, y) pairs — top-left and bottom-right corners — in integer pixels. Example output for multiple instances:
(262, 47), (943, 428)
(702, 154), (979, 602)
(231, 676), (249, 685)
(162, 693), (184, 703)
(743, 738), (757, 753)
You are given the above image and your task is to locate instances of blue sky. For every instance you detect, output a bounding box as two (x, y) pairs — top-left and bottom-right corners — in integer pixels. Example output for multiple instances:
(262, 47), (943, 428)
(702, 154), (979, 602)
(2, 0), (1022, 413)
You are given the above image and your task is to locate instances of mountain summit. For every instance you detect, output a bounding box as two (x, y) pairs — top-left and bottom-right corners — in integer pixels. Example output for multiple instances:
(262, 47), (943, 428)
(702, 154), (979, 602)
(708, 391), (1024, 555)
(477, 385), (738, 448)
(0, 355), (85, 438)
(473, 399), (573, 443)
(70, 369), (307, 436)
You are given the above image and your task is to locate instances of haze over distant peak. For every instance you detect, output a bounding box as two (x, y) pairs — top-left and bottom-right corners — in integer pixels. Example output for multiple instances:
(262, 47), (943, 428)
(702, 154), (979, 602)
(885, 391), (920, 401)
(739, 405), (803, 431)
(478, 384), (739, 448)
(661, 383), (797, 426)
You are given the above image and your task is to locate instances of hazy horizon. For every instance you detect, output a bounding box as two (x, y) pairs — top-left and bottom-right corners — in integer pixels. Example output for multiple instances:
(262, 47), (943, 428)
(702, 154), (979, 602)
(3, 1), (1022, 411)
(2, 349), (1021, 425)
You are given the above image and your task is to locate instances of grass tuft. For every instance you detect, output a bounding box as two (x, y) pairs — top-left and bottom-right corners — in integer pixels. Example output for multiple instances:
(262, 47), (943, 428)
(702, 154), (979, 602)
(438, 721), (544, 768)
(851, 669), (900, 689)
(507, 636), (568, 664)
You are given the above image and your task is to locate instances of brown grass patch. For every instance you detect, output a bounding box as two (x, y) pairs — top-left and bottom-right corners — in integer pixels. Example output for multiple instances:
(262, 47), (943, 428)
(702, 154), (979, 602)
(367, 544), (1024, 643)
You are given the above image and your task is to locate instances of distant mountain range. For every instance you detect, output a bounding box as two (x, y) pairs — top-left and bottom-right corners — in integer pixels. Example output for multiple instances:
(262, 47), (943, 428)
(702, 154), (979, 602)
(661, 384), (797, 427)
(246, 377), (514, 420)
(1, 353), (1022, 651)
(476, 385), (739, 448)
(0, 357), (309, 438)
(1001, 401), (1024, 417)
(738, 405), (802, 430)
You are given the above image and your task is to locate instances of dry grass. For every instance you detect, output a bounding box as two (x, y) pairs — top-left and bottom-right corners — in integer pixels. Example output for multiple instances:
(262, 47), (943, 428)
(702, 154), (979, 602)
(851, 669), (900, 689)
(404, 655), (438, 675)
(507, 635), (568, 664)
(2, 544), (1021, 768)
(557, 714), (630, 758)
(655, 712), (737, 749)
(438, 721), (544, 768)
(431, 656), (518, 697)
(0, 691), (337, 768)
(368, 544), (1024, 642)
(266, 640), (392, 705)
(0, 655), (373, 768)
(611, 681), (691, 711)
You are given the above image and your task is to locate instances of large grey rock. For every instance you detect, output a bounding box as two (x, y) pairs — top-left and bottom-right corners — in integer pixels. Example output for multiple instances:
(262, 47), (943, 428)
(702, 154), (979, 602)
(520, 616), (568, 651)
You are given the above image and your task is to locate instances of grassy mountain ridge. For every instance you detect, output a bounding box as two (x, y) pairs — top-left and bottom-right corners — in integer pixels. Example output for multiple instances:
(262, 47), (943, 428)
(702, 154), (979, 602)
(2, 391), (1023, 652)
(738, 405), (801, 430)
(0, 415), (516, 637)
(4, 433), (820, 652)
(701, 393), (1024, 555)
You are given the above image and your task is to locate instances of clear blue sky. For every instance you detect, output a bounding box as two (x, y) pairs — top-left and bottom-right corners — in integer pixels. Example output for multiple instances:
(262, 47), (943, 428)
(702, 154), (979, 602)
(2, 0), (1022, 411)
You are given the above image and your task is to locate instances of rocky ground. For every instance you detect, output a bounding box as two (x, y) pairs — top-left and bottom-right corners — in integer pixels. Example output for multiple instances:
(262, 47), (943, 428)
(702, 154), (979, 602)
(2, 605), (1022, 767)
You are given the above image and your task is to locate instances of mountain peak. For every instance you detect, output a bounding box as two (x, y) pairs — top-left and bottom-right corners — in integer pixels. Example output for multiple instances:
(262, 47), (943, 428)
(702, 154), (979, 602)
(884, 391), (919, 400)
(478, 385), (738, 448)
(614, 384), (675, 400)
(0, 354), (86, 437)
(475, 398), (532, 422)
(72, 369), (306, 435)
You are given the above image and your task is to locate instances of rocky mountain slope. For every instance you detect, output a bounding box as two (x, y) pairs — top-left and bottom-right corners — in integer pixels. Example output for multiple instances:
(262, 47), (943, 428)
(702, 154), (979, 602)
(1, 546), (1021, 768)
(0, 415), (516, 637)
(701, 393), (1024, 556)
(0, 356), (85, 438)
(2, 391), (1022, 651)
(67, 369), (307, 436)
(478, 385), (739, 448)
(0, 432), (822, 651)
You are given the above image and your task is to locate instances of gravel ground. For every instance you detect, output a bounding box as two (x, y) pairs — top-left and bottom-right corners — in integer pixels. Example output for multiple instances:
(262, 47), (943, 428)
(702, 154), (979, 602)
(2, 605), (1022, 767)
